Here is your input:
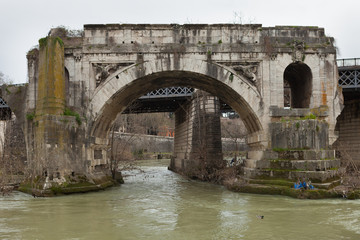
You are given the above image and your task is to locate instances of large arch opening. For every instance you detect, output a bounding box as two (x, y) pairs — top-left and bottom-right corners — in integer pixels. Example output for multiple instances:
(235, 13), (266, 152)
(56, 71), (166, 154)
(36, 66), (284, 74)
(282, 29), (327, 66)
(88, 59), (264, 178)
(108, 88), (249, 179)
(283, 62), (313, 108)
(90, 66), (263, 139)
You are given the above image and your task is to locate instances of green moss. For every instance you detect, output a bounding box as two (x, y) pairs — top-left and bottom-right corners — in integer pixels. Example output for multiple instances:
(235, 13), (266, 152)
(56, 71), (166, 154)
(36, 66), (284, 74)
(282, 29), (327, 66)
(63, 108), (82, 125)
(218, 39), (222, 44)
(18, 183), (33, 194)
(227, 182), (342, 199)
(5, 87), (11, 94)
(281, 114), (318, 123)
(296, 122), (300, 129)
(262, 168), (305, 172)
(272, 147), (288, 152)
(26, 112), (35, 121)
(66, 182), (95, 188)
(249, 179), (294, 187)
(39, 37), (48, 48)
(50, 185), (63, 194)
(229, 73), (234, 82)
(347, 190), (360, 200)
(54, 37), (64, 48)
(302, 113), (316, 120)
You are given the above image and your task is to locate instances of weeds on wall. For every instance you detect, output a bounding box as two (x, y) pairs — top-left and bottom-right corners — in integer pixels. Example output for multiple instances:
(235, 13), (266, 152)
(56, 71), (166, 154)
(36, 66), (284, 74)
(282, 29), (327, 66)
(63, 108), (81, 125)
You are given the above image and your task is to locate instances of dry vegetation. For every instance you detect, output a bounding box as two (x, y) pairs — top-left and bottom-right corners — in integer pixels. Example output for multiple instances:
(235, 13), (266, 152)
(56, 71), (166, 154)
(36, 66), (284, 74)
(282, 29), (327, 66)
(334, 141), (360, 193)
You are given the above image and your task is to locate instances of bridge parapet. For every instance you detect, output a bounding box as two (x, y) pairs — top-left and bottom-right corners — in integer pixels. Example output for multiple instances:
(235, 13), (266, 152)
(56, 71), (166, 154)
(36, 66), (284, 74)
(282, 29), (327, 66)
(337, 58), (360, 67)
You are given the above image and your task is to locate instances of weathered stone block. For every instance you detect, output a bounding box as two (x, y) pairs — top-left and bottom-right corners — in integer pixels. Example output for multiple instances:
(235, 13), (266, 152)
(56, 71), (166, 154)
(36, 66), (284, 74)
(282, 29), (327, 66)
(270, 119), (329, 150)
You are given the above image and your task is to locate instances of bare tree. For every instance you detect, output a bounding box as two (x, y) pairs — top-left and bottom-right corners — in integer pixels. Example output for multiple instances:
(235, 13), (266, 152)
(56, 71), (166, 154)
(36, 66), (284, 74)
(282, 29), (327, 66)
(0, 71), (13, 85)
(221, 115), (248, 163)
(108, 114), (141, 182)
(336, 141), (359, 174)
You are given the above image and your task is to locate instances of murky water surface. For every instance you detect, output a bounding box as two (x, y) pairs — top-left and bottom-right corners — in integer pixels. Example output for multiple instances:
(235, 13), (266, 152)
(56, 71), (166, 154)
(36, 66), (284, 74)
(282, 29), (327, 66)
(1, 159), (360, 240)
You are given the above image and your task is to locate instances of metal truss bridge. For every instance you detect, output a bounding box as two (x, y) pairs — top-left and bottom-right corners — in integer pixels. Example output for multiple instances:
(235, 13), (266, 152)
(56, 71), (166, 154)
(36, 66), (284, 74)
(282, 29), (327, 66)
(337, 58), (360, 100)
(337, 58), (360, 89)
(123, 86), (232, 114)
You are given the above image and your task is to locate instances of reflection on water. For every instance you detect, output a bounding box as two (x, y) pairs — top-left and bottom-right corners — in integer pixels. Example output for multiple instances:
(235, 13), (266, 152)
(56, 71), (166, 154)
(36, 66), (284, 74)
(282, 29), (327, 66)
(0, 159), (360, 240)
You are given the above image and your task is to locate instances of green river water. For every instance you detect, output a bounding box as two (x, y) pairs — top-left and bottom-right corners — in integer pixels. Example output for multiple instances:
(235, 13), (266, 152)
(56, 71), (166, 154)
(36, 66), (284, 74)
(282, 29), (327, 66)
(1, 159), (360, 240)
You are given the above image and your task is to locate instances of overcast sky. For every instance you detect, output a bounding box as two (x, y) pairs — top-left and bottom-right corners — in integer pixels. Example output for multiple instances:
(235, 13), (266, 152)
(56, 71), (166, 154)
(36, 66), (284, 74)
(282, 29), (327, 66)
(0, 0), (359, 83)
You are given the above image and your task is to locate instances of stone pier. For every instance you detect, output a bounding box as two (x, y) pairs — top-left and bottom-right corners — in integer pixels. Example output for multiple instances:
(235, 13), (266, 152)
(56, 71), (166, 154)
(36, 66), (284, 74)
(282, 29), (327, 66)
(171, 91), (224, 177)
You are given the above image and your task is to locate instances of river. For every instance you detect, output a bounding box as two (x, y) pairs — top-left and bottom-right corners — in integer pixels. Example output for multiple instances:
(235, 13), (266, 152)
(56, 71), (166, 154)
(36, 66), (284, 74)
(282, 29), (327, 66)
(1, 159), (360, 240)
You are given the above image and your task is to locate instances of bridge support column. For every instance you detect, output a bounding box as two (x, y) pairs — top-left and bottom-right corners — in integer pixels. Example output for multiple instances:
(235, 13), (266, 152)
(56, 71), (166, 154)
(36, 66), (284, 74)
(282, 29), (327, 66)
(170, 91), (224, 179)
(30, 36), (86, 178)
(244, 107), (341, 184)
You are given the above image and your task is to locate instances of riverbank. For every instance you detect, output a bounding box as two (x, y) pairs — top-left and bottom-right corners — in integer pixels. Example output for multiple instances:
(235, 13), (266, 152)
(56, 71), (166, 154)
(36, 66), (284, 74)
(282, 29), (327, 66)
(16, 173), (122, 197)
(221, 172), (360, 200)
(3, 159), (359, 200)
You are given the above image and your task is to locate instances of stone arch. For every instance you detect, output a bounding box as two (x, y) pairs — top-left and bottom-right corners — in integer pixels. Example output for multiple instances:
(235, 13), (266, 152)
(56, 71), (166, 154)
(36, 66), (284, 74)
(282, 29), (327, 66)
(283, 62), (313, 108)
(88, 58), (263, 138)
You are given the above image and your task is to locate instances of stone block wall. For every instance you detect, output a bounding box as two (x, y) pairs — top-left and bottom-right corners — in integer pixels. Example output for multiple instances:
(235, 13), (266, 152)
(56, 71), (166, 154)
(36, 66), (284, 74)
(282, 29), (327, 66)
(171, 91), (223, 173)
(270, 119), (329, 150)
(334, 99), (360, 166)
(190, 92), (223, 168)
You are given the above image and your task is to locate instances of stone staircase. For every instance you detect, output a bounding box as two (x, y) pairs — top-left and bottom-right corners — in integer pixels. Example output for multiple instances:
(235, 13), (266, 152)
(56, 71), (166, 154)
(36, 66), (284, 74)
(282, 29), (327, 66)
(244, 149), (341, 183)
(243, 118), (342, 187)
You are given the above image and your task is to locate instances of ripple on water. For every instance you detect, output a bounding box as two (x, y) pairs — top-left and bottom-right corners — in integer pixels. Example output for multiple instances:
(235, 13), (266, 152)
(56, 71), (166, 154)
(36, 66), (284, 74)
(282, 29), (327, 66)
(328, 209), (360, 235)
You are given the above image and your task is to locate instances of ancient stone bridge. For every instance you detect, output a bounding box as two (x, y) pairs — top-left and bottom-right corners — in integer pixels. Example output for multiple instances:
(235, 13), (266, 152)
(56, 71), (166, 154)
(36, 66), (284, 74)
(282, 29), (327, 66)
(1, 24), (343, 183)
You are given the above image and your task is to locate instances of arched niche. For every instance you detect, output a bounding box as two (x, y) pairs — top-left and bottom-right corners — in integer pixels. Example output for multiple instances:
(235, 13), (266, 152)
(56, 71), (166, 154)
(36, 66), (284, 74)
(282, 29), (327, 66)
(283, 62), (313, 108)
